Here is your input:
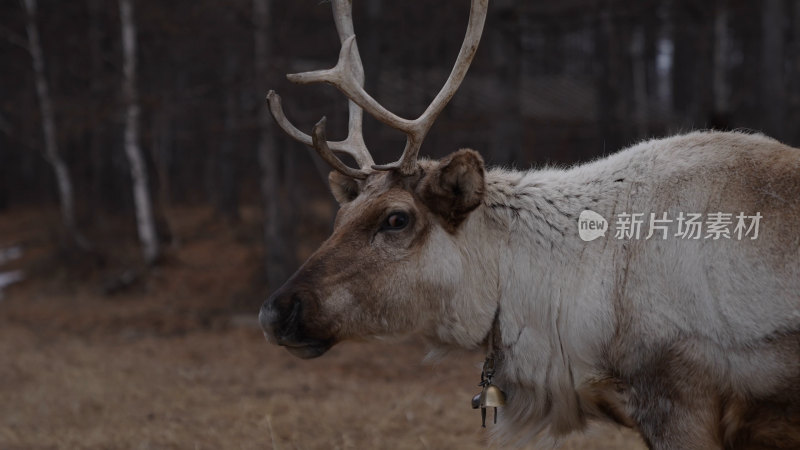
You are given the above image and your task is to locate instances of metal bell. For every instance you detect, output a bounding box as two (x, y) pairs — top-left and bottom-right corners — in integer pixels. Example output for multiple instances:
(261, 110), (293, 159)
(479, 384), (506, 408)
(472, 384), (506, 427)
(472, 353), (505, 427)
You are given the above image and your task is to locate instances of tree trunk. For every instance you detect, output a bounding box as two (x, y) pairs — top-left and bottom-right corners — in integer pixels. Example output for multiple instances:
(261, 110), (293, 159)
(672, 0), (714, 128)
(792, 2), (800, 144)
(630, 23), (649, 138)
(595, 9), (624, 152)
(488, 0), (522, 165)
(254, 0), (292, 288)
(218, 52), (240, 223)
(711, 0), (731, 129)
(150, 109), (177, 248)
(761, 0), (785, 138)
(87, 0), (110, 212)
(654, 3), (674, 121)
(0, 113), (10, 211)
(23, 0), (84, 247)
(119, 0), (160, 265)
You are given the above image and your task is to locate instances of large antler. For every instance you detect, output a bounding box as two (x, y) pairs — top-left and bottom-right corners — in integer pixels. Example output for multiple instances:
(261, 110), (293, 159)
(267, 0), (488, 178)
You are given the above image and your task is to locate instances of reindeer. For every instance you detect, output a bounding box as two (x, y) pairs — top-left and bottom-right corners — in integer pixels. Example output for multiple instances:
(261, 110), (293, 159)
(258, 0), (800, 448)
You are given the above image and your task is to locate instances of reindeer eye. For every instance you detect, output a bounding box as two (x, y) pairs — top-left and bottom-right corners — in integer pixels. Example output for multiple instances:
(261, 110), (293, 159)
(381, 212), (409, 231)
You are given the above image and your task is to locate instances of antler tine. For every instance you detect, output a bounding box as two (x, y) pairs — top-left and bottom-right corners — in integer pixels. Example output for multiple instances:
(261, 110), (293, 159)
(329, 0), (373, 169)
(266, 91), (372, 173)
(289, 0), (488, 175)
(287, 35), (415, 131)
(270, 0), (487, 177)
(374, 0), (489, 173)
(266, 0), (374, 176)
(311, 117), (369, 179)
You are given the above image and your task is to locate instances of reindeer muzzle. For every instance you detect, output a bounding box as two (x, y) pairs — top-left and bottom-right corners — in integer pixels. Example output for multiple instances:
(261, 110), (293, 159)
(260, 287), (333, 359)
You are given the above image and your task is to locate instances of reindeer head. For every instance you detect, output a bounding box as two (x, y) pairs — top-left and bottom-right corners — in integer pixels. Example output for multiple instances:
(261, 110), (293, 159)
(259, 0), (490, 359)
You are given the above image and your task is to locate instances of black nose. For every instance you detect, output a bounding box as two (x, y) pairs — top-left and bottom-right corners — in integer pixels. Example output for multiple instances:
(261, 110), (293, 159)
(259, 287), (334, 359)
(260, 289), (311, 343)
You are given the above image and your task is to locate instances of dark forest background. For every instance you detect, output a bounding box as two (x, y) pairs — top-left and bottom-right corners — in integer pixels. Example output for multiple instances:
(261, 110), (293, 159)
(1, 0), (799, 290)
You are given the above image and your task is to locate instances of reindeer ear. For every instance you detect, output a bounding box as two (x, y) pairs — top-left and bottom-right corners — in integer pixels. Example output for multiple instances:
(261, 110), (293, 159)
(419, 149), (485, 230)
(329, 171), (360, 204)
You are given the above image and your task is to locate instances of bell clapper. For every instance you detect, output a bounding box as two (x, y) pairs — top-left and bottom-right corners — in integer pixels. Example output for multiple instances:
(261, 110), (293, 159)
(471, 355), (506, 428)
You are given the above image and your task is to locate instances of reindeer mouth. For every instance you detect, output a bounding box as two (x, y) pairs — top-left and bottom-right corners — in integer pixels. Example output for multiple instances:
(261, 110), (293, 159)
(260, 289), (334, 359)
(280, 339), (333, 359)
(274, 297), (334, 359)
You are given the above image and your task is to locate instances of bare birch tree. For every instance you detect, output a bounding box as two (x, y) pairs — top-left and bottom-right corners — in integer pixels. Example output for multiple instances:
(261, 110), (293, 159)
(119, 0), (160, 264)
(23, 0), (85, 248)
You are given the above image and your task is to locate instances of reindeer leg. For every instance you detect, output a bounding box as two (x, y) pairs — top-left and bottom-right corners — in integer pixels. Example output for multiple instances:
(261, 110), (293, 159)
(626, 355), (724, 450)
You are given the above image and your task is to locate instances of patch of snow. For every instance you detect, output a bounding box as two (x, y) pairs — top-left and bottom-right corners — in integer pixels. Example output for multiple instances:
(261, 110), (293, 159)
(0, 245), (24, 300)
(0, 270), (24, 300)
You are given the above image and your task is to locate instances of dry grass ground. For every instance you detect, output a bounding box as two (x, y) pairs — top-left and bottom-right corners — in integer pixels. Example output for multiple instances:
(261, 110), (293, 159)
(0, 207), (645, 449)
